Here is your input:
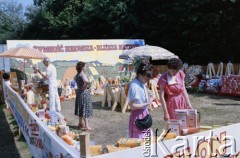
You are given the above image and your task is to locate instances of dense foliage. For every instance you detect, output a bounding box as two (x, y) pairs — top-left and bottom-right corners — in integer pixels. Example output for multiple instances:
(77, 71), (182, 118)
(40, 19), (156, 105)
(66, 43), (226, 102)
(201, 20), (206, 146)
(0, 0), (25, 43)
(3, 0), (240, 64)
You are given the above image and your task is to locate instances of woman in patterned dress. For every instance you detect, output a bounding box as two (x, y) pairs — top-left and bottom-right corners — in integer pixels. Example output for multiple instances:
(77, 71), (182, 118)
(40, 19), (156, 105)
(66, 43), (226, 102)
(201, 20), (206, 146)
(128, 62), (154, 138)
(157, 58), (193, 121)
(74, 61), (93, 131)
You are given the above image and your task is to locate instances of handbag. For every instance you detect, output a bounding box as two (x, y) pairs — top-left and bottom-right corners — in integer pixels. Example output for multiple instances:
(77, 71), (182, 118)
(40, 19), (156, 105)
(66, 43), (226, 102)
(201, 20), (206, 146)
(135, 114), (152, 130)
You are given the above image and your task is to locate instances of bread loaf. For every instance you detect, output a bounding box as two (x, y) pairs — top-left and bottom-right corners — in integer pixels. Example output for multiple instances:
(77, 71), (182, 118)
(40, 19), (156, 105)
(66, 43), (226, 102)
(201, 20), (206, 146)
(117, 138), (142, 148)
(90, 145), (102, 156)
(61, 134), (73, 145)
(106, 145), (130, 153)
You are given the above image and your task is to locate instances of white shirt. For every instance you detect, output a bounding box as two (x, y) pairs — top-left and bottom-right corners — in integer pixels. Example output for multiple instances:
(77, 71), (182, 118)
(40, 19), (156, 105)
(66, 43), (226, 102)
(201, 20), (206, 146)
(46, 64), (57, 84)
(128, 79), (149, 105)
(167, 74), (177, 85)
(5, 80), (11, 86)
(2, 80), (11, 99)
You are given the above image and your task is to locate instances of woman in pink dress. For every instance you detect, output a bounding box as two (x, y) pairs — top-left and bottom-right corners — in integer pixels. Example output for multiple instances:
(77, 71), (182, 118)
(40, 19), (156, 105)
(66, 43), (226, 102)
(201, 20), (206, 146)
(157, 58), (192, 121)
(128, 62), (154, 138)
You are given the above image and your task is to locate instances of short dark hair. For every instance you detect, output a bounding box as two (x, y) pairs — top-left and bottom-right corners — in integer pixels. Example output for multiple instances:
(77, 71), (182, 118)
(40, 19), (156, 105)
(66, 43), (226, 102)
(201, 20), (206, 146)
(76, 61), (86, 73)
(137, 62), (153, 78)
(2, 72), (10, 80)
(167, 58), (183, 70)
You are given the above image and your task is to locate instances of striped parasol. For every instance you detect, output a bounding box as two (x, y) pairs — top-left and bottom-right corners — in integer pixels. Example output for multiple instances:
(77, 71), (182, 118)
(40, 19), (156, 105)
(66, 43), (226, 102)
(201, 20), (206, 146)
(0, 47), (47, 59)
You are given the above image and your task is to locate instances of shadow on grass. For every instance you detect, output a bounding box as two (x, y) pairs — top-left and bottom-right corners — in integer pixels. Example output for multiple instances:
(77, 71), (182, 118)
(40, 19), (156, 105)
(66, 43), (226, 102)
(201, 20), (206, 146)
(214, 103), (240, 106)
(68, 125), (80, 130)
(0, 105), (21, 157)
(92, 101), (111, 110)
(189, 91), (240, 101)
(93, 101), (127, 113)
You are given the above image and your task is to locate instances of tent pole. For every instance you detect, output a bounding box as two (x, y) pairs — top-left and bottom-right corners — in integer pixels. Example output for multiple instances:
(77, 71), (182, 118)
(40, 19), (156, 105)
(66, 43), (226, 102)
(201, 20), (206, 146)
(24, 59), (26, 81)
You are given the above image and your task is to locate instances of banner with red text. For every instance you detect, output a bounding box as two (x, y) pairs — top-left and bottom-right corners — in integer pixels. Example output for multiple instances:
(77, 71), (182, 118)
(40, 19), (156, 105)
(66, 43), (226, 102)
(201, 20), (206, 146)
(7, 40), (145, 65)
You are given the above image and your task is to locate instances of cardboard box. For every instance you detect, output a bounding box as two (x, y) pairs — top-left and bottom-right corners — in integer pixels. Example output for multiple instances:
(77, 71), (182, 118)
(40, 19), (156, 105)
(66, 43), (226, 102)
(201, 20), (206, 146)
(175, 109), (189, 129)
(167, 119), (182, 136)
(188, 109), (198, 128)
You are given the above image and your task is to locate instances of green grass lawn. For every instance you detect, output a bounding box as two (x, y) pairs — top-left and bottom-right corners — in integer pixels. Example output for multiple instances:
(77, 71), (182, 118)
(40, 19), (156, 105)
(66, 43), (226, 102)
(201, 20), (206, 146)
(0, 105), (32, 158)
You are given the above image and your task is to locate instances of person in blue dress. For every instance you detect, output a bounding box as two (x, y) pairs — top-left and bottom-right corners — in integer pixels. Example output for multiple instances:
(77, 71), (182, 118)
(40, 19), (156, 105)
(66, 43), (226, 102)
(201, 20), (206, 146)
(74, 61), (93, 131)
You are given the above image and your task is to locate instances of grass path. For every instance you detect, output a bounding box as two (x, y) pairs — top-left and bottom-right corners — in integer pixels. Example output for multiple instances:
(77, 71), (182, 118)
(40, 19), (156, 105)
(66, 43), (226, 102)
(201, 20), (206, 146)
(0, 105), (32, 158)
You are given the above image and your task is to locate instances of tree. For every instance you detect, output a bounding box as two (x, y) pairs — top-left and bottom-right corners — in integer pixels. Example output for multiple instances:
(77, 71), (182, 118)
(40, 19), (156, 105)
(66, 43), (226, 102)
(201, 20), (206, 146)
(23, 0), (240, 64)
(0, 0), (25, 43)
(24, 0), (85, 39)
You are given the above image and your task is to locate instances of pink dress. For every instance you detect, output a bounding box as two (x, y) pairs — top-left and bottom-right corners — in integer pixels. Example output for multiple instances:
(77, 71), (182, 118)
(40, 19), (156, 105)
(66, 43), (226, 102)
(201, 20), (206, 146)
(129, 108), (149, 138)
(157, 70), (187, 119)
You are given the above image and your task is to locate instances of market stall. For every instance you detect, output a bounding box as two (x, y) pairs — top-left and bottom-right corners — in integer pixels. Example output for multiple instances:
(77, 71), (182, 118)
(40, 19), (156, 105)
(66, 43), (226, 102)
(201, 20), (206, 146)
(3, 83), (80, 157)
(0, 47), (47, 82)
(1, 46), (80, 157)
(118, 45), (179, 110)
(186, 62), (240, 96)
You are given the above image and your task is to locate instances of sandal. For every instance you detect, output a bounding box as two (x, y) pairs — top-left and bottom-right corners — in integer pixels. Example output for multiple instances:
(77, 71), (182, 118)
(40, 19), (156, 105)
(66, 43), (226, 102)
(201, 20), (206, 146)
(78, 124), (86, 130)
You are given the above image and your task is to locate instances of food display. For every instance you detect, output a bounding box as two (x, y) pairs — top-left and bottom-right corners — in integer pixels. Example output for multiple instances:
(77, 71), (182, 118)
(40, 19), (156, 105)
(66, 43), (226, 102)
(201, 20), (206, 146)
(34, 109), (80, 152)
(167, 109), (200, 136)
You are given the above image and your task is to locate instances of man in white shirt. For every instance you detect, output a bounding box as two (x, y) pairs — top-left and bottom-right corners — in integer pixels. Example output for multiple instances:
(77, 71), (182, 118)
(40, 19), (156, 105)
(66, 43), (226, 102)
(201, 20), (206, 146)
(38, 58), (61, 112)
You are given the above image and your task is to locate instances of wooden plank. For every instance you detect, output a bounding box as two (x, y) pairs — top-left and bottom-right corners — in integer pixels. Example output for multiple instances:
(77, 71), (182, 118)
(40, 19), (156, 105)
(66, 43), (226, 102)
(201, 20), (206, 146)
(80, 132), (91, 158)
(101, 84), (107, 107)
(111, 88), (121, 111)
(121, 97), (129, 113)
(120, 87), (127, 113)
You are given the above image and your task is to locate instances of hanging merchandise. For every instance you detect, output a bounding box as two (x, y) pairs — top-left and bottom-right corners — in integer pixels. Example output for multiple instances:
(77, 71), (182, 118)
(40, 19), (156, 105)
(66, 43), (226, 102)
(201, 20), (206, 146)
(216, 62), (224, 77)
(185, 65), (203, 87)
(225, 61), (234, 75)
(206, 62), (216, 79)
